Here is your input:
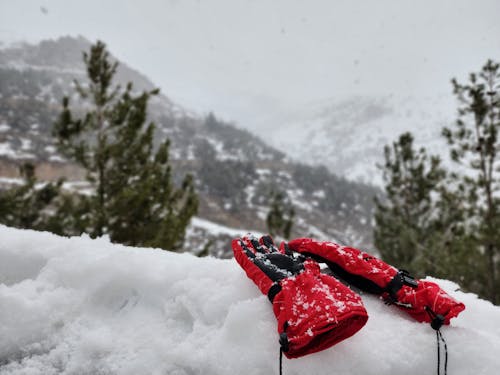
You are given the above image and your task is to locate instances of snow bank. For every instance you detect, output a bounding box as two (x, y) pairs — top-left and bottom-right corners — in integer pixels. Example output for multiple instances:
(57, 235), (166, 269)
(0, 225), (499, 375)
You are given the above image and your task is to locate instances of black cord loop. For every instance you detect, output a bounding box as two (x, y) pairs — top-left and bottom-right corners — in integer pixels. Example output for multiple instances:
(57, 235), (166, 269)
(436, 329), (448, 375)
(278, 324), (289, 375)
(279, 347), (283, 375)
(426, 306), (448, 375)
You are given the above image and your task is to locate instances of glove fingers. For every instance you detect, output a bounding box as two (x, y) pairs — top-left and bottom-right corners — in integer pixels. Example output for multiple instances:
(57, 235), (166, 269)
(244, 234), (281, 254)
(240, 235), (268, 255)
(257, 234), (280, 254)
(260, 235), (276, 250)
(235, 238), (257, 260)
(232, 237), (276, 295)
(251, 237), (268, 254)
(261, 235), (288, 255)
(280, 241), (293, 256)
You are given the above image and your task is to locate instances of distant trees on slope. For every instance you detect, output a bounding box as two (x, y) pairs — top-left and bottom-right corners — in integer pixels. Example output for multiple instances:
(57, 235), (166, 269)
(266, 189), (295, 239)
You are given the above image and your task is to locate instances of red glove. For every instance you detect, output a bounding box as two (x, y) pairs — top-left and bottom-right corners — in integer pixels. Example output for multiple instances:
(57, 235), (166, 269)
(232, 235), (368, 358)
(288, 238), (465, 328)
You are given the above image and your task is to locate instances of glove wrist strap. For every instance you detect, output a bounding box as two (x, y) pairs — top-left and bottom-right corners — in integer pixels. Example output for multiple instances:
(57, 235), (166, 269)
(385, 270), (418, 303)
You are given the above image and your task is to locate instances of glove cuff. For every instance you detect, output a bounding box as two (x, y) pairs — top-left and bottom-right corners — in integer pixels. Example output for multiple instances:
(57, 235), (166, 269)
(395, 280), (465, 324)
(273, 271), (368, 358)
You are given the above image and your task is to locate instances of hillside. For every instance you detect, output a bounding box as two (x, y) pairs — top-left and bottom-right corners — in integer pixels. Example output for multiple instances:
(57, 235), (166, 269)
(0, 36), (379, 253)
(254, 94), (456, 186)
(1, 226), (499, 375)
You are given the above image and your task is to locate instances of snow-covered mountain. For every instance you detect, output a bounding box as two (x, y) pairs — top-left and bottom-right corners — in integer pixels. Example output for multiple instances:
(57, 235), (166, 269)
(1, 225), (499, 375)
(0, 36), (379, 251)
(257, 94), (456, 186)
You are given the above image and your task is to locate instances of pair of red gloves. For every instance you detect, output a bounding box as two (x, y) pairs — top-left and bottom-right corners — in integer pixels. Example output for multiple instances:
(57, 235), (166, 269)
(232, 235), (465, 359)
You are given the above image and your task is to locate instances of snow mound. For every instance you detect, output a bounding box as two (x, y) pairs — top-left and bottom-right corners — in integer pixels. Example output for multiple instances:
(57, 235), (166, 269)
(0, 225), (499, 375)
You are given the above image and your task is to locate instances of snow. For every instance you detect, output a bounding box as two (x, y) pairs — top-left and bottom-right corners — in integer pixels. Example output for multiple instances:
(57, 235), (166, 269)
(0, 144), (17, 158)
(189, 217), (262, 238)
(19, 139), (31, 151)
(0, 141), (35, 160)
(48, 155), (66, 163)
(0, 178), (23, 187)
(0, 61), (84, 76)
(1, 225), (499, 375)
(312, 190), (326, 199)
(0, 124), (11, 133)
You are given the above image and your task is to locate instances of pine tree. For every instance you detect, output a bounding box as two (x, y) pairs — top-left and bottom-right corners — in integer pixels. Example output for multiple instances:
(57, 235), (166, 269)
(442, 59), (500, 303)
(53, 41), (198, 250)
(373, 132), (454, 275)
(266, 190), (295, 239)
(374, 60), (500, 303)
(431, 185), (486, 293)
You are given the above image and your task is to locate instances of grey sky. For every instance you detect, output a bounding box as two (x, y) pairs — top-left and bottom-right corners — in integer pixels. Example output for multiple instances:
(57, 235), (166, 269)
(1, 0), (499, 127)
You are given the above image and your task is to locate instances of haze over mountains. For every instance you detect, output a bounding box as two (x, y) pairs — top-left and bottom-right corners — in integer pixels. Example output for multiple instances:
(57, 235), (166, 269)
(256, 93), (456, 185)
(2, 1), (498, 189)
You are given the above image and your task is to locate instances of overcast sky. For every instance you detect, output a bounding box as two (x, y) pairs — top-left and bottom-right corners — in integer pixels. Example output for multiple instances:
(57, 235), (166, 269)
(1, 0), (499, 128)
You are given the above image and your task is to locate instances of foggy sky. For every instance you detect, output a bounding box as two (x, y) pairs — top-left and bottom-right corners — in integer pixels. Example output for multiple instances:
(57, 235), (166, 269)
(1, 0), (499, 128)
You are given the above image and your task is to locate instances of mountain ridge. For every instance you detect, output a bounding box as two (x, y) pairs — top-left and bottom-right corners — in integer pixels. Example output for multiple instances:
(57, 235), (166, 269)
(252, 93), (456, 186)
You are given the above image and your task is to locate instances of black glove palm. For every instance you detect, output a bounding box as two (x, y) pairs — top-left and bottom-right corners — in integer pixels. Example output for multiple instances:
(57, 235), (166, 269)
(241, 235), (304, 284)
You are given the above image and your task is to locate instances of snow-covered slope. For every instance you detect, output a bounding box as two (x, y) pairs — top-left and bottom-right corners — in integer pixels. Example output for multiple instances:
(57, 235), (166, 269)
(258, 94), (456, 186)
(1, 226), (499, 375)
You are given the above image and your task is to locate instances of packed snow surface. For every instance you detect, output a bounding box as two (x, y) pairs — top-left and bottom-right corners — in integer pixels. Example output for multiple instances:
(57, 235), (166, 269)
(1, 225), (499, 375)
